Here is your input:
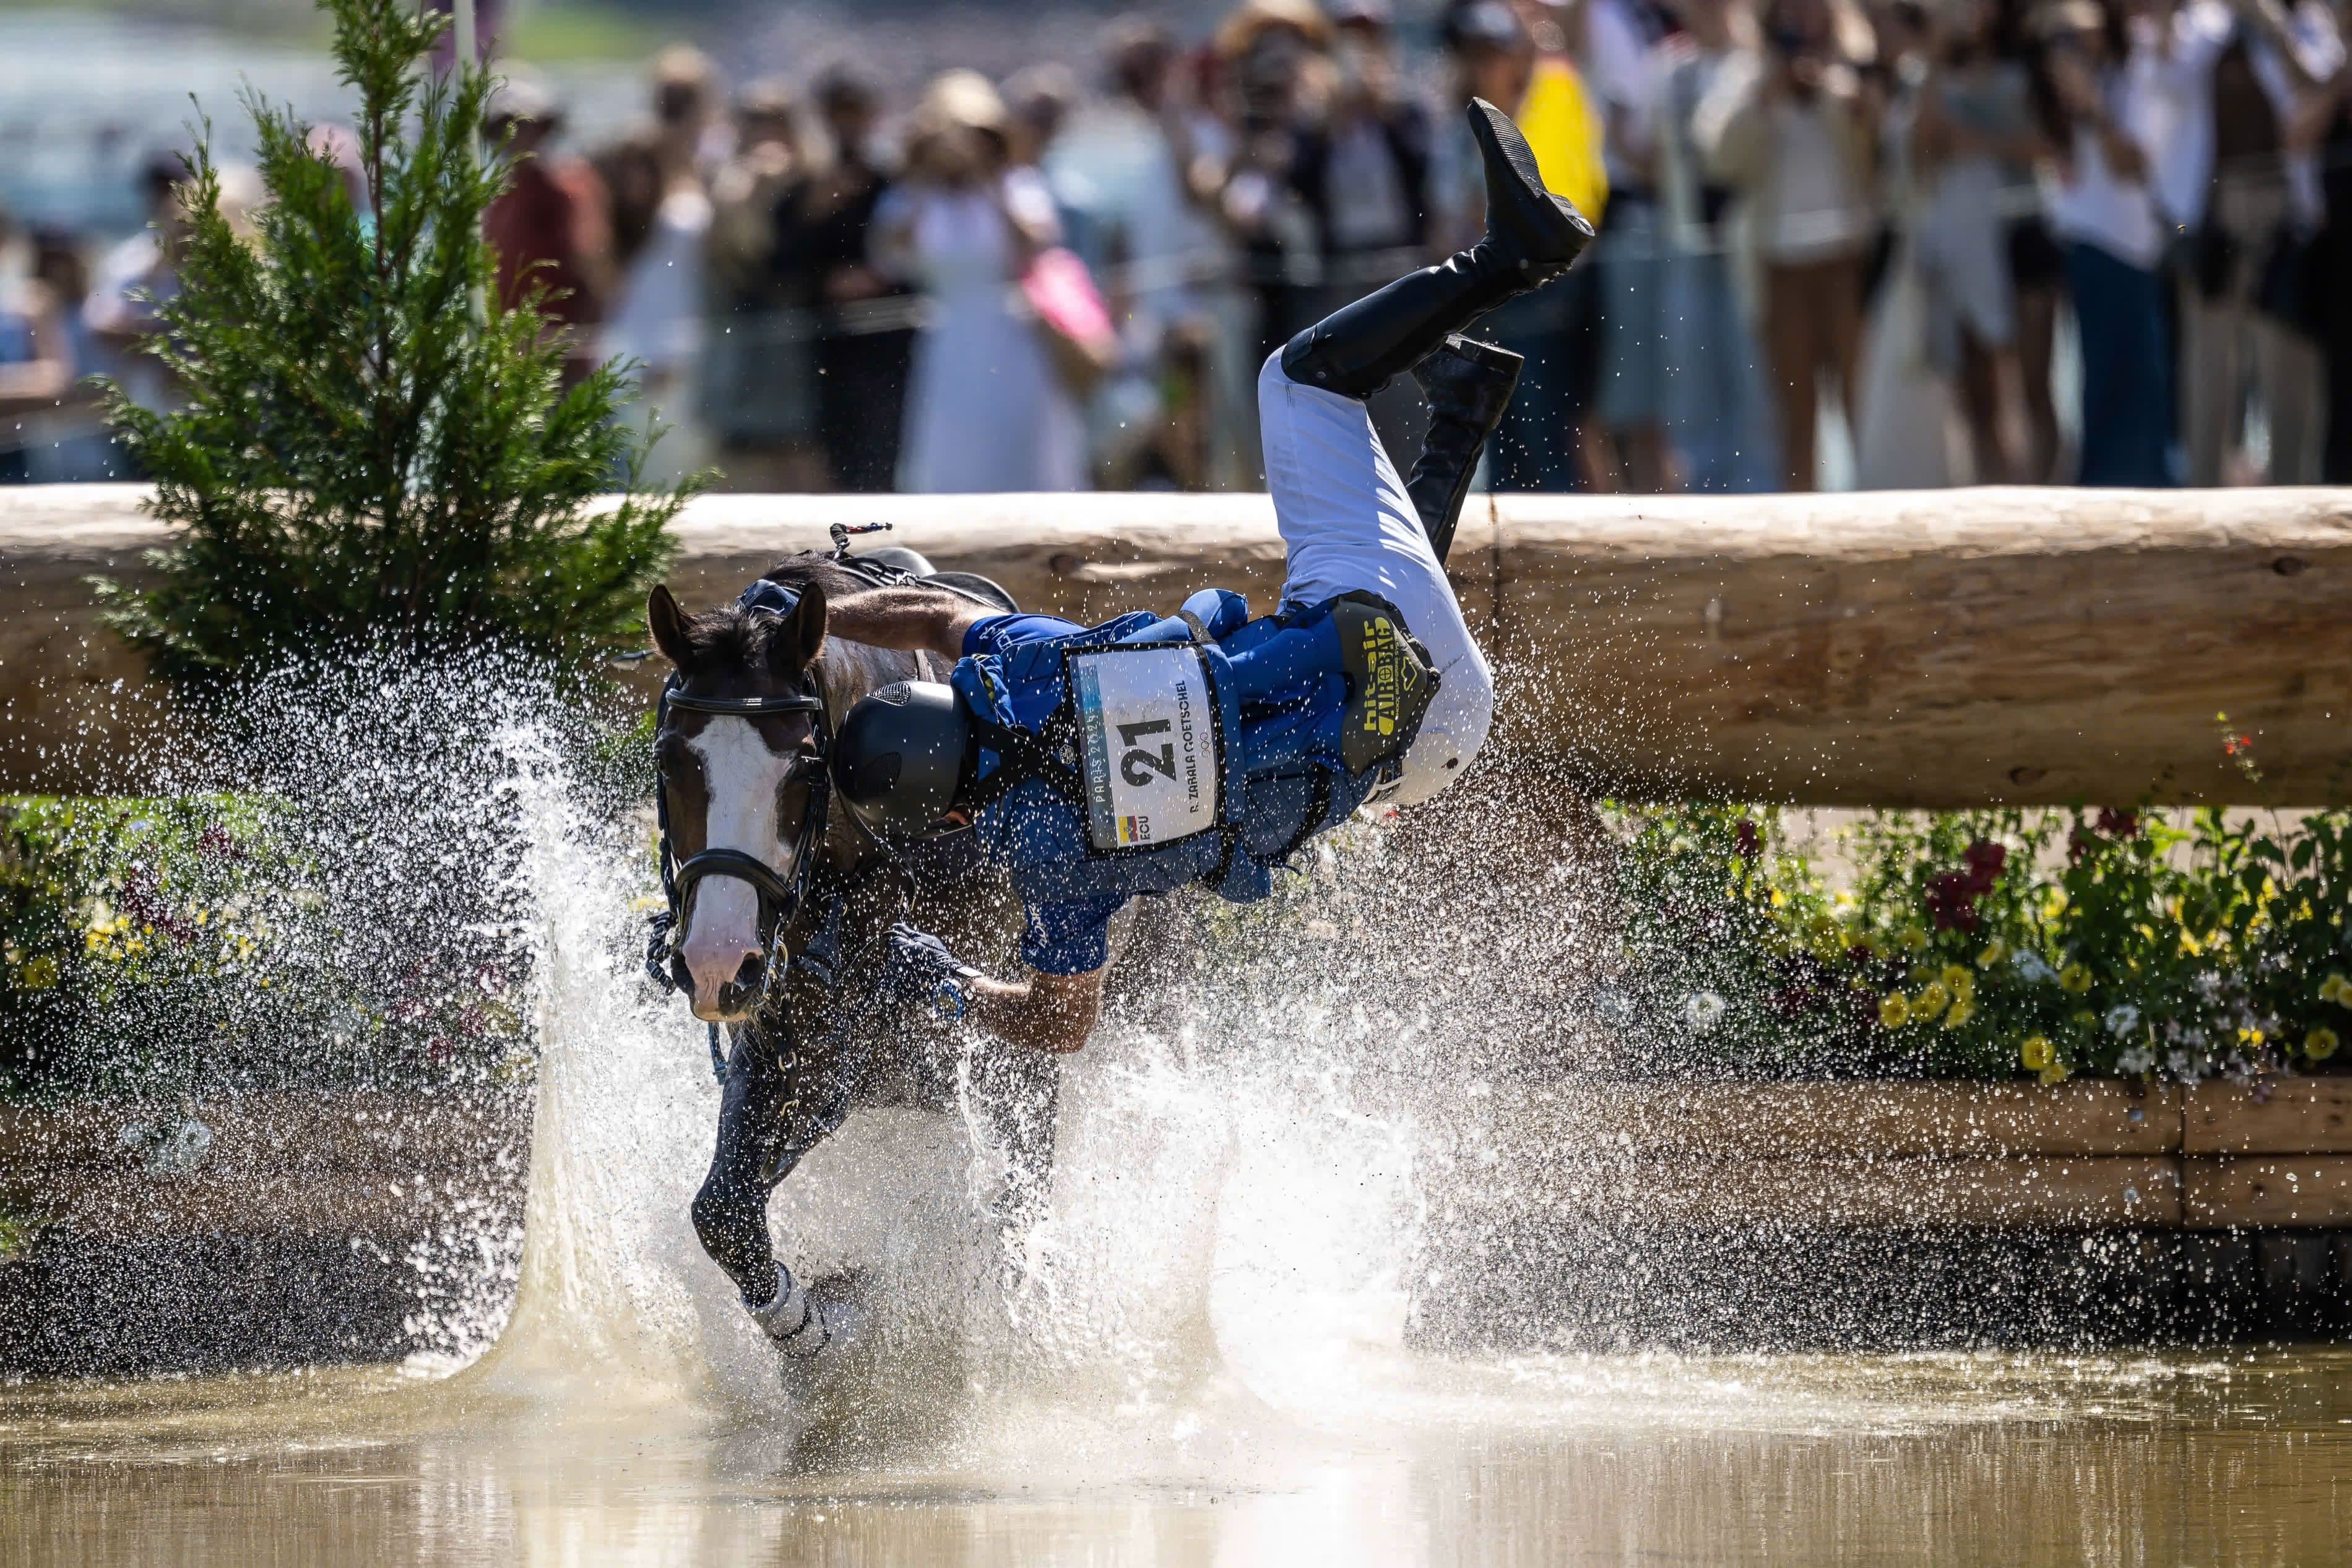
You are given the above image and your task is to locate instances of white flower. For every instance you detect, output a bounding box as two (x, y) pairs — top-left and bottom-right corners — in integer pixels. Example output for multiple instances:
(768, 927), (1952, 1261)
(2224, 1057), (2256, 1085)
(2166, 1049), (2201, 1081)
(2116, 1046), (2155, 1075)
(2012, 950), (2059, 984)
(2194, 971), (2223, 1001)
(1683, 990), (1728, 1033)
(2104, 1004), (2142, 1036)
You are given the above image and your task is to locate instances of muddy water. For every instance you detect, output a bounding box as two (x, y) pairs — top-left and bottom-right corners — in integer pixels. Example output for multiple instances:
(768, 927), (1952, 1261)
(9, 718), (2350, 1565)
(5, 1348), (2352, 1565)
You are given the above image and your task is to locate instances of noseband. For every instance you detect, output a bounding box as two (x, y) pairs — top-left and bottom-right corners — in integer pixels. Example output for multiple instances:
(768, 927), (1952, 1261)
(647, 681), (834, 1028)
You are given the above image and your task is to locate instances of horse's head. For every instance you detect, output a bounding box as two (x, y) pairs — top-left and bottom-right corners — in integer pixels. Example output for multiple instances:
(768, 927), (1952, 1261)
(648, 575), (832, 1022)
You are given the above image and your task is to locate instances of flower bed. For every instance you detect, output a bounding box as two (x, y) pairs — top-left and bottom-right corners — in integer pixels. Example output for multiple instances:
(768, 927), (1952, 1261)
(1608, 782), (2352, 1084)
(0, 795), (526, 1099)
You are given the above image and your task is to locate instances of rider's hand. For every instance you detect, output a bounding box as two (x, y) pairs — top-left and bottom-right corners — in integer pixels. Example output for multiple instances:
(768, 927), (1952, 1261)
(879, 923), (979, 1021)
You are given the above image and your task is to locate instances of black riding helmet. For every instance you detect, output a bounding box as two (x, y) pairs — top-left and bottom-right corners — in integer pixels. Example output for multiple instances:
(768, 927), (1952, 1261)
(831, 680), (972, 838)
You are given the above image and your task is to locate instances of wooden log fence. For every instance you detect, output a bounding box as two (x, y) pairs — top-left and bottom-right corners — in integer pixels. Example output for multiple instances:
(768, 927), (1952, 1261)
(7, 1081), (2352, 1239)
(6, 485), (2351, 803)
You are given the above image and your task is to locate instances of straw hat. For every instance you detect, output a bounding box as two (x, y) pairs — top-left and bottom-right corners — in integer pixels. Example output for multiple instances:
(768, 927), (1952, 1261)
(914, 69), (1010, 138)
(1214, 0), (1334, 60)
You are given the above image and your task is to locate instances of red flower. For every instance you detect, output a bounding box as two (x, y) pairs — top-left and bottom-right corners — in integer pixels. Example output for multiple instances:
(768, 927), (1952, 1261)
(2095, 808), (2139, 838)
(1734, 819), (1762, 860)
(1926, 871), (1982, 932)
(1961, 839), (2007, 894)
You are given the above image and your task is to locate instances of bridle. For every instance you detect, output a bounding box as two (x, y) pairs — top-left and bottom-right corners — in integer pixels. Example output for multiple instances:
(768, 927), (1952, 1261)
(644, 526), (990, 1079)
(644, 676), (834, 1051)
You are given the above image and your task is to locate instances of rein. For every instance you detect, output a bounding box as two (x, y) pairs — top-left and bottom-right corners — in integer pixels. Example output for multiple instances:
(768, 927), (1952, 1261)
(646, 682), (832, 1079)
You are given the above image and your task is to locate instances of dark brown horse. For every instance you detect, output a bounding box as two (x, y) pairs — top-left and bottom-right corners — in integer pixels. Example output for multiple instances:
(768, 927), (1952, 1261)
(645, 551), (1067, 1320)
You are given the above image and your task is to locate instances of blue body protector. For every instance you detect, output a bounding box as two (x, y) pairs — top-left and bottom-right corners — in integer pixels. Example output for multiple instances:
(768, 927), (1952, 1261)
(949, 589), (1389, 932)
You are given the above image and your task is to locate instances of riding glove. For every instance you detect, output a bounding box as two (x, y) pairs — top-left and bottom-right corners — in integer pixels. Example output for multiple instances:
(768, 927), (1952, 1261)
(879, 923), (981, 1022)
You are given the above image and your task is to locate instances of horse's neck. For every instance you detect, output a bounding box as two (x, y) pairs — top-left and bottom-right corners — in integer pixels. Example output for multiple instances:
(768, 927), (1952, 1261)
(816, 637), (923, 719)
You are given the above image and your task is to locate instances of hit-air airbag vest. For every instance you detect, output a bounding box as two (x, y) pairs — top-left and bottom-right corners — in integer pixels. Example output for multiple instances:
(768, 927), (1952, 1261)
(951, 587), (1437, 892)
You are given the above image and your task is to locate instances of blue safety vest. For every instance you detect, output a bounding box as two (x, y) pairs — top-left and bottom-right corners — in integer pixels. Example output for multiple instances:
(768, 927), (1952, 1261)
(951, 589), (1388, 970)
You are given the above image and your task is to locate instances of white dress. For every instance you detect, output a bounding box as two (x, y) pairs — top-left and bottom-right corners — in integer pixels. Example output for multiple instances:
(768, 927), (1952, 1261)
(883, 171), (1086, 494)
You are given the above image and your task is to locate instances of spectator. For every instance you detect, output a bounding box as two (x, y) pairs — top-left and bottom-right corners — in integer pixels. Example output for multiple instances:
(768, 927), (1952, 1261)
(1698, 0), (1883, 491)
(1211, 0), (1334, 368)
(0, 208), (82, 483)
(1652, 0), (1782, 489)
(1049, 18), (1238, 489)
(1909, 0), (2039, 481)
(771, 64), (914, 492)
(1294, 0), (1438, 462)
(597, 46), (719, 483)
(1440, 0), (1611, 491)
(2033, 0), (2173, 485)
(22, 227), (113, 482)
(703, 80), (816, 491)
(482, 74), (612, 387)
(1585, 0), (1680, 491)
(2298, 38), (2351, 479)
(1294, 0), (1433, 275)
(873, 70), (1086, 493)
(84, 151), (196, 438)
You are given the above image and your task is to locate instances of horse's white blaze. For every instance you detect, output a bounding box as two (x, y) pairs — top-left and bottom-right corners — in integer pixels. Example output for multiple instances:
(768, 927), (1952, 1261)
(680, 717), (797, 1019)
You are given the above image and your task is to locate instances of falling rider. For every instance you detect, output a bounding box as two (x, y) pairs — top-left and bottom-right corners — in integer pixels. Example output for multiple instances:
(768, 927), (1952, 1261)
(739, 100), (1591, 1357)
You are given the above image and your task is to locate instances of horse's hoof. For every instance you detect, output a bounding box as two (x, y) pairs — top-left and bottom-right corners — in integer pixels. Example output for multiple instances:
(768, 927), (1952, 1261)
(776, 1267), (870, 1363)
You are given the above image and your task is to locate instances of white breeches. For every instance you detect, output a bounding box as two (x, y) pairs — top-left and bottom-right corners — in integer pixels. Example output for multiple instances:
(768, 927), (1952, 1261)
(1256, 352), (1494, 806)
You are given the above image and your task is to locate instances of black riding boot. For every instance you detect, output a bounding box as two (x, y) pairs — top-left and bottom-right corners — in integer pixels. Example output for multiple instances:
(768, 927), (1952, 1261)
(1281, 99), (1593, 399)
(1407, 335), (1523, 563)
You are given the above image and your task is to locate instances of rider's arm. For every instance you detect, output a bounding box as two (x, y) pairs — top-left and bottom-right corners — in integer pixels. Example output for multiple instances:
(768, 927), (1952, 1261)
(822, 585), (992, 665)
(965, 965), (1105, 1054)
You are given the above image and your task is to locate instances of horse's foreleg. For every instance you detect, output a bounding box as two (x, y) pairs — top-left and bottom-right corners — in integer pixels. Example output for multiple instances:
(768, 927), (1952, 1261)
(691, 1033), (810, 1304)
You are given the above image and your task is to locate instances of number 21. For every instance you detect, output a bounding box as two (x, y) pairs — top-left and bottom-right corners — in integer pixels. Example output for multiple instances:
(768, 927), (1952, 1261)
(1118, 718), (1175, 786)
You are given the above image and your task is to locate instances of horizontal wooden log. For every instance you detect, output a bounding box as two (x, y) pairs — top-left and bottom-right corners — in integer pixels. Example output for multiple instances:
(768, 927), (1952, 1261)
(2183, 1081), (2352, 1155)
(2182, 1157), (2352, 1227)
(5, 485), (2350, 801)
(1472, 1154), (2185, 1227)
(1500, 1080), (2183, 1158)
(0, 1170), (515, 1241)
(0, 1090), (525, 1179)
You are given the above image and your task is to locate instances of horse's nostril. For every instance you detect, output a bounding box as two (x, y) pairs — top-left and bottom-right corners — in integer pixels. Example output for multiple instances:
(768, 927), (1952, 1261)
(735, 953), (767, 991)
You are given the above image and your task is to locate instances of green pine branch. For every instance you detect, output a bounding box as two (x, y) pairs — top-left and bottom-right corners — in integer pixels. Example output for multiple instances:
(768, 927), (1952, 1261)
(92, 0), (693, 690)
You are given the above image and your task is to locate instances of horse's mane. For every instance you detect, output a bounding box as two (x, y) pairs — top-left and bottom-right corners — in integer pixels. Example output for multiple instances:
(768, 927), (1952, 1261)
(668, 552), (874, 676)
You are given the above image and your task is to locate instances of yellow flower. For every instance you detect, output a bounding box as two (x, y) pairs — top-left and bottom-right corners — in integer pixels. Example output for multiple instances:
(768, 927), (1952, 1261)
(1900, 926), (1929, 952)
(2020, 1034), (2055, 1071)
(2059, 963), (2092, 994)
(2321, 973), (2350, 1005)
(18, 954), (59, 991)
(1913, 981), (1950, 1022)
(1880, 993), (1912, 1028)
(1942, 996), (1976, 1030)
(1940, 965), (1974, 1003)
(2238, 1027), (2266, 1049)
(1805, 913), (1841, 952)
(2070, 1010), (2098, 1032)
(2038, 1061), (2073, 1085)
(1978, 938), (2006, 969)
(2307, 1027), (2341, 1062)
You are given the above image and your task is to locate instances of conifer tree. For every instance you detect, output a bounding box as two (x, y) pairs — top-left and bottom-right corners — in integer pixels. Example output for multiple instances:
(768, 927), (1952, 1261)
(94, 0), (690, 687)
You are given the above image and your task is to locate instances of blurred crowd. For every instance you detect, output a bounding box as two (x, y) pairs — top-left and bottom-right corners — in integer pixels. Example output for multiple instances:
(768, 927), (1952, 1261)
(6, 0), (2352, 492)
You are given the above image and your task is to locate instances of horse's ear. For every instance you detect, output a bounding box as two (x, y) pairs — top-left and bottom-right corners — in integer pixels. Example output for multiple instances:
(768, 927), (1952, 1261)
(771, 579), (829, 676)
(647, 585), (693, 670)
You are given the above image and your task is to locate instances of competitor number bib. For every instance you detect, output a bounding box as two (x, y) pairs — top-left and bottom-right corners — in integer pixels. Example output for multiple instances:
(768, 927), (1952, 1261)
(1070, 645), (1222, 851)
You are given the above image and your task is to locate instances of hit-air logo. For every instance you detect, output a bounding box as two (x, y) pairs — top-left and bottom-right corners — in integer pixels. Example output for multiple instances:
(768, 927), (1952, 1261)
(1359, 614), (1411, 737)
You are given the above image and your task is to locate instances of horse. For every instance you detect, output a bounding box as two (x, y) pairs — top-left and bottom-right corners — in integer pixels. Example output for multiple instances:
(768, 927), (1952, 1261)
(643, 548), (1078, 1323)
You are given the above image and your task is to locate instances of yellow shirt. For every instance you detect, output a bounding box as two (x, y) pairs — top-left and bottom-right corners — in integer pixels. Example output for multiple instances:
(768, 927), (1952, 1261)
(1514, 58), (1610, 228)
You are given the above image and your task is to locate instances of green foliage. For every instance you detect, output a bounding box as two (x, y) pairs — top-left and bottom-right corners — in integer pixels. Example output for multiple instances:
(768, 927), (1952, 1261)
(1609, 798), (2352, 1083)
(92, 0), (688, 690)
(0, 794), (525, 1100)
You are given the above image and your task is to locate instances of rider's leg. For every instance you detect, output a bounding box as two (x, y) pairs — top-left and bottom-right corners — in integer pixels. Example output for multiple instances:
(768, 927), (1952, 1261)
(1260, 103), (1589, 806)
(1407, 337), (1523, 564)
(1278, 100), (1592, 398)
